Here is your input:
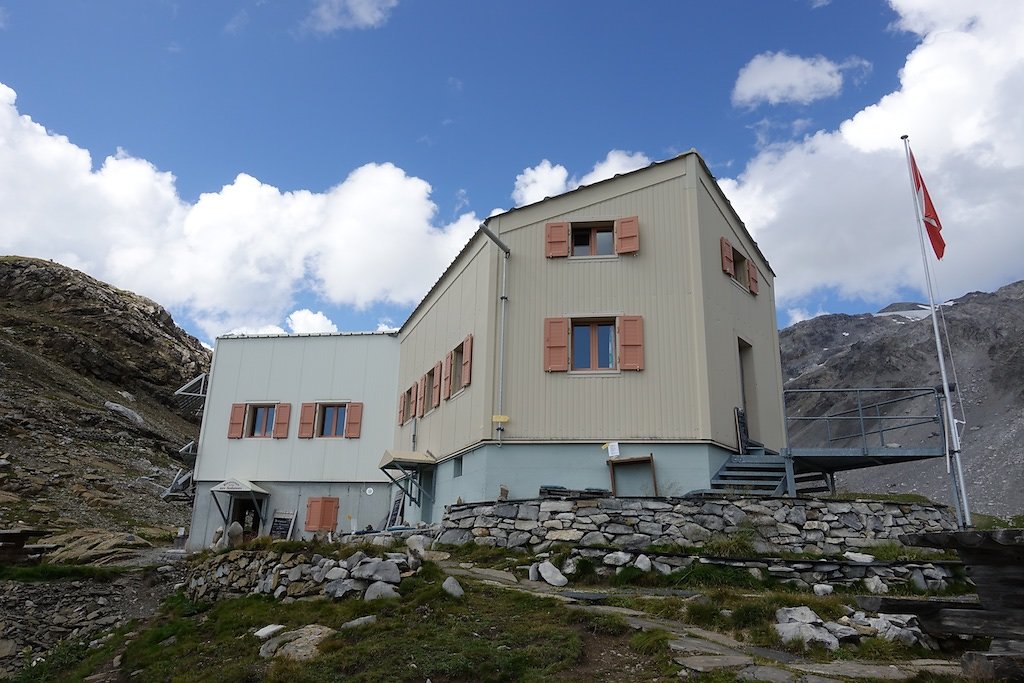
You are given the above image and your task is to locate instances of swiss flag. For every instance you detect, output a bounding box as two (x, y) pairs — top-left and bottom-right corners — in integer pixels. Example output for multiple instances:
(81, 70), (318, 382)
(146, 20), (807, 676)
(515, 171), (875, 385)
(909, 150), (946, 260)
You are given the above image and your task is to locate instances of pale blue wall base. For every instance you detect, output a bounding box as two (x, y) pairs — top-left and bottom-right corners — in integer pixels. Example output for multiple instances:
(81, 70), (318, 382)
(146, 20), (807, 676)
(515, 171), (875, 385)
(405, 441), (732, 525)
(187, 480), (393, 551)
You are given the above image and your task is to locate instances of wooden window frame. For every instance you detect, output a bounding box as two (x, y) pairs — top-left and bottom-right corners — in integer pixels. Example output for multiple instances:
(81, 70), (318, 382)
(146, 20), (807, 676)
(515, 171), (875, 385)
(571, 319), (617, 371)
(571, 222), (615, 257)
(248, 404), (277, 438)
(318, 404), (348, 437)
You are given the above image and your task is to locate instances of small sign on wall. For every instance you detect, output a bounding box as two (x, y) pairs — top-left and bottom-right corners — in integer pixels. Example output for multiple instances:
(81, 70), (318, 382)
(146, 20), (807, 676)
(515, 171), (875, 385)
(603, 441), (620, 458)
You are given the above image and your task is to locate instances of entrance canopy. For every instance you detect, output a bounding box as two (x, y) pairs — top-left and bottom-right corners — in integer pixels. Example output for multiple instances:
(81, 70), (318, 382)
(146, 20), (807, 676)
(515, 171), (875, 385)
(211, 478), (269, 495)
(379, 450), (436, 470)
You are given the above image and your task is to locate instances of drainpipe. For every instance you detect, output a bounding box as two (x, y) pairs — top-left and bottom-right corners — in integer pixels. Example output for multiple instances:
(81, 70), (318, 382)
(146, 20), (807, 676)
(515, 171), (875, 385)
(479, 223), (511, 445)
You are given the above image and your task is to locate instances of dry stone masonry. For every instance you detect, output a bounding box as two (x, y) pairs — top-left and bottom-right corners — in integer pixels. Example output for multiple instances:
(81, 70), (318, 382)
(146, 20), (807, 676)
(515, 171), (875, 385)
(439, 495), (958, 556)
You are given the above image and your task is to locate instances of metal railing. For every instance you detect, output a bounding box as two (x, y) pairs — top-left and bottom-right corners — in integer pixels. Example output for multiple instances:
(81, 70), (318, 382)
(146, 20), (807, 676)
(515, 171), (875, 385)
(784, 387), (945, 453)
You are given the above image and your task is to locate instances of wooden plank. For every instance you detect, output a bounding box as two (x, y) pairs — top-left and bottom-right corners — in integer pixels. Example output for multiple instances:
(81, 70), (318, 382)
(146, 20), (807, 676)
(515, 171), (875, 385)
(855, 595), (982, 616)
(936, 608), (1024, 640)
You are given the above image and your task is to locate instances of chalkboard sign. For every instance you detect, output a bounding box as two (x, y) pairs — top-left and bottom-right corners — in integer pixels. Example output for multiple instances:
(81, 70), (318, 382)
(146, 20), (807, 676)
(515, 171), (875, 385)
(385, 494), (404, 529)
(269, 510), (296, 540)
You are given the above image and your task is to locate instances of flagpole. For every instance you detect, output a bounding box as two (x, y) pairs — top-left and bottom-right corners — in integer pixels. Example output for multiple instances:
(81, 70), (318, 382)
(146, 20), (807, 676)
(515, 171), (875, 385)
(900, 135), (972, 528)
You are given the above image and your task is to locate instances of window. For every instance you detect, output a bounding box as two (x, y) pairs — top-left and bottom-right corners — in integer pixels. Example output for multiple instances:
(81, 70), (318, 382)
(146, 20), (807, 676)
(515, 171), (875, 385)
(720, 236), (759, 295)
(545, 216), (639, 258)
(443, 334), (473, 400)
(320, 404), (347, 436)
(227, 403), (290, 439)
(572, 222), (614, 256)
(398, 382), (418, 425)
(423, 363), (440, 413)
(544, 316), (644, 372)
(453, 456), (463, 478)
(572, 320), (616, 370)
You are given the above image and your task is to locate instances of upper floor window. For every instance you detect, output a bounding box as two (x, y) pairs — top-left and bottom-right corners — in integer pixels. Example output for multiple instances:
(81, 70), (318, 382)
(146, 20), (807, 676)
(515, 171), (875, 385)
(227, 402), (291, 439)
(299, 402), (363, 438)
(545, 216), (639, 258)
(320, 404), (347, 437)
(720, 236), (759, 295)
(572, 320), (616, 370)
(571, 222), (614, 257)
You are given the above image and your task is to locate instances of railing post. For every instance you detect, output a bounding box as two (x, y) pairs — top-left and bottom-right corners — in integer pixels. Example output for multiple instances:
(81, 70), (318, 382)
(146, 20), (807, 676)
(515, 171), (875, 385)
(856, 389), (868, 454)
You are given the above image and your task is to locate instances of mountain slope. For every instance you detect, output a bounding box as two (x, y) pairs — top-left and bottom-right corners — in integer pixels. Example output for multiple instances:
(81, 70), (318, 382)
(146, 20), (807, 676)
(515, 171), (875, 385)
(780, 281), (1024, 517)
(0, 256), (211, 532)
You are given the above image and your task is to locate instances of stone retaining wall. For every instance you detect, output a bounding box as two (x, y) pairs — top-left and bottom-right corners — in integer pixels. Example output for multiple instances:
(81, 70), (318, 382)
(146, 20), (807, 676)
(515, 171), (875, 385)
(438, 495), (959, 555)
(562, 548), (960, 593)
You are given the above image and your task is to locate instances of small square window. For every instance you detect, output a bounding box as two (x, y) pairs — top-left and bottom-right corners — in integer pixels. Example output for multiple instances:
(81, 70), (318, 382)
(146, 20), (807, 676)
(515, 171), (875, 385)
(453, 456), (463, 478)
(451, 344), (464, 392)
(249, 405), (276, 437)
(319, 404), (347, 437)
(571, 222), (614, 257)
(402, 385), (416, 424)
(424, 367), (437, 412)
(731, 249), (749, 288)
(571, 320), (616, 370)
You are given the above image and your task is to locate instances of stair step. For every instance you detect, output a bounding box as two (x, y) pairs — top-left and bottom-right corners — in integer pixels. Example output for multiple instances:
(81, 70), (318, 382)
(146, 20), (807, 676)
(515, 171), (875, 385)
(715, 473), (785, 482)
(720, 463), (786, 471)
(711, 478), (783, 487)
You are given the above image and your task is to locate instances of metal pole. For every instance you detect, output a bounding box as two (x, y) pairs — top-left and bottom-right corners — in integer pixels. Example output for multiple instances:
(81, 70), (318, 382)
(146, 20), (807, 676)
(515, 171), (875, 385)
(900, 135), (971, 527)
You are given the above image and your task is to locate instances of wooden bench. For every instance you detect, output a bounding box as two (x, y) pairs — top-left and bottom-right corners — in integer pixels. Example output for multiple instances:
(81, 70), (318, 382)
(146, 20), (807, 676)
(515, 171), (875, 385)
(0, 529), (53, 565)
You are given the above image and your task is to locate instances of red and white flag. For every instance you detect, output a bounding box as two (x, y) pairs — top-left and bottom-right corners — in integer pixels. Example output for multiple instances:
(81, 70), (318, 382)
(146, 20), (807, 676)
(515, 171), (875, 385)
(909, 150), (946, 259)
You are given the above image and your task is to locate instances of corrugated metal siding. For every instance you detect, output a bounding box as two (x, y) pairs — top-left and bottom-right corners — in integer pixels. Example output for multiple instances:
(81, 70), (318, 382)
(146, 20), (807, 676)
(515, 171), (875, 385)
(495, 167), (714, 441)
(194, 335), (399, 484)
(694, 174), (786, 452)
(396, 237), (498, 456)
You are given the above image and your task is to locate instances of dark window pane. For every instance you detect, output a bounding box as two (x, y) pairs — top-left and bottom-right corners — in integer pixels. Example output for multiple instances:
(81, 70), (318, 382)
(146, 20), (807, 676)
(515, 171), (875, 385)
(322, 406), (336, 435)
(335, 406), (346, 435)
(572, 324), (591, 369)
(597, 323), (615, 368)
(572, 229), (590, 256)
(595, 229), (614, 256)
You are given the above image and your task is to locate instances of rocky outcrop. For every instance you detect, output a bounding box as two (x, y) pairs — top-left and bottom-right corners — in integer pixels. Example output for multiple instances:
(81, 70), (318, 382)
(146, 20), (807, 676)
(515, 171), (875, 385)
(0, 256), (209, 532)
(0, 566), (186, 679)
(439, 496), (958, 555)
(780, 280), (1024, 517)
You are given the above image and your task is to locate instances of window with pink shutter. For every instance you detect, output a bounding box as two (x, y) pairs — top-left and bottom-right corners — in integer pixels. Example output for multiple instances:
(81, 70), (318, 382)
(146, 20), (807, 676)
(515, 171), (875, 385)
(720, 236), (735, 276)
(544, 317), (570, 372)
(431, 361), (442, 407)
(442, 351), (453, 400)
(320, 497), (339, 531)
(461, 334), (473, 387)
(344, 402), (363, 438)
(618, 316), (645, 371)
(305, 497), (324, 531)
(298, 403), (316, 438)
(272, 403), (291, 439)
(227, 403), (246, 439)
(545, 222), (569, 257)
(614, 216), (639, 254)
(747, 261), (759, 295)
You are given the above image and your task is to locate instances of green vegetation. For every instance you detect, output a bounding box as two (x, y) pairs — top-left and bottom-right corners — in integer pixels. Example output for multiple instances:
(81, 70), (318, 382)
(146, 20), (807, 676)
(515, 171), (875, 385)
(39, 561), (667, 682)
(865, 542), (955, 562)
(973, 512), (1024, 529)
(697, 524), (759, 557)
(830, 491), (935, 504)
(0, 563), (126, 583)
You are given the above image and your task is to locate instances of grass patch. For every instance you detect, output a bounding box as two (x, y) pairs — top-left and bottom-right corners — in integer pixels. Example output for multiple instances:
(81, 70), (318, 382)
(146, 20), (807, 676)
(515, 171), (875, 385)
(830, 491), (934, 504)
(865, 542), (956, 562)
(107, 561), (667, 682)
(0, 563), (126, 583)
(973, 513), (1024, 530)
(629, 628), (671, 655)
(436, 542), (530, 568)
(12, 628), (129, 682)
(698, 524), (759, 557)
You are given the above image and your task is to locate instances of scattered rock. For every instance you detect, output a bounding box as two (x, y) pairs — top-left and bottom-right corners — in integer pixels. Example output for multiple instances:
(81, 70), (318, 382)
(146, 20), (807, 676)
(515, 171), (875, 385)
(340, 615), (378, 629)
(442, 576), (465, 598)
(259, 624), (336, 660)
(363, 581), (400, 601)
(537, 561), (568, 587)
(253, 624), (286, 640)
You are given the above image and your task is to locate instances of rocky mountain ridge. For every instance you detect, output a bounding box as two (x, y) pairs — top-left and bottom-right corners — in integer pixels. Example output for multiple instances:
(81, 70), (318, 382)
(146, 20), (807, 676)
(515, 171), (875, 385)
(0, 256), (210, 533)
(779, 280), (1024, 517)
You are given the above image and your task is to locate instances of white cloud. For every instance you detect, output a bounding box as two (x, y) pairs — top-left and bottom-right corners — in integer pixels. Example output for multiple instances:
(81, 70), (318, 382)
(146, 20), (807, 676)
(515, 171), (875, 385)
(786, 306), (828, 326)
(0, 7), (9, 29)
(375, 318), (399, 333)
(286, 309), (338, 334)
(0, 82), (478, 339)
(732, 51), (870, 107)
(512, 150), (651, 207)
(303, 0), (398, 33)
(225, 10), (249, 35)
(721, 0), (1024, 312)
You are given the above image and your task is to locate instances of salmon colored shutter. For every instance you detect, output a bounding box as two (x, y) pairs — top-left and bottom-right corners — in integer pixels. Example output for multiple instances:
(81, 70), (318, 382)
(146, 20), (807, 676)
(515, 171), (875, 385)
(397, 392), (406, 426)
(298, 403), (316, 438)
(720, 237), (735, 276)
(320, 497), (339, 531)
(543, 317), (569, 372)
(344, 402), (363, 438)
(747, 261), (759, 295)
(461, 334), (473, 387)
(272, 403), (291, 438)
(442, 351), (453, 400)
(305, 497), (323, 531)
(545, 222), (569, 258)
(615, 216), (640, 254)
(227, 403), (246, 439)
(431, 361), (442, 406)
(410, 381), (419, 418)
(417, 377), (426, 417)
(618, 316), (645, 371)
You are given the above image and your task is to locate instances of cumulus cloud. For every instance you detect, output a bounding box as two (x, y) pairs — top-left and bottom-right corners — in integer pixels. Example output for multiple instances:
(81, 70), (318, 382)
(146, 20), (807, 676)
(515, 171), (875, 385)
(786, 306), (829, 326)
(722, 0), (1024, 313)
(286, 309), (339, 334)
(224, 9), (249, 34)
(732, 51), (871, 107)
(512, 150), (651, 207)
(0, 7), (9, 29)
(0, 82), (478, 339)
(303, 0), (398, 33)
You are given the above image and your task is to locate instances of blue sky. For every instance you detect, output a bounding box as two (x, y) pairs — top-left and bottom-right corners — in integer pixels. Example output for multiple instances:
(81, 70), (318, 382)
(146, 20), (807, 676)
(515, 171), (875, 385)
(1, 1), (1021, 342)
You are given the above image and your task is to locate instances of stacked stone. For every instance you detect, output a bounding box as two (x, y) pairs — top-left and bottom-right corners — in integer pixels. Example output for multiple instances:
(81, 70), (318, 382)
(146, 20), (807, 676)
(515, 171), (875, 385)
(561, 547), (959, 592)
(438, 496), (958, 555)
(186, 544), (424, 604)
